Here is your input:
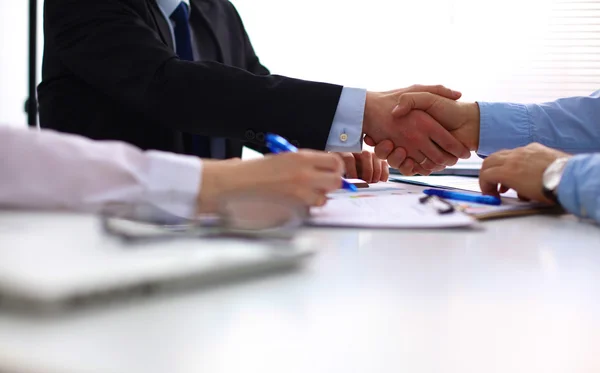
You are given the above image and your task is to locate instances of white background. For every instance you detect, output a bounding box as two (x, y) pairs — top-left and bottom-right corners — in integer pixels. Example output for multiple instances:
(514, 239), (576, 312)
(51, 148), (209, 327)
(1, 0), (598, 127)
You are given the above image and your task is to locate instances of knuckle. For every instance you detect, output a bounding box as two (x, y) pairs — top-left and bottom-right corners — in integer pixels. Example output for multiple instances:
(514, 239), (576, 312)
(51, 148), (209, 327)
(422, 159), (438, 171)
(446, 156), (458, 166)
(292, 152), (309, 163)
(294, 170), (313, 184)
(428, 152), (447, 165)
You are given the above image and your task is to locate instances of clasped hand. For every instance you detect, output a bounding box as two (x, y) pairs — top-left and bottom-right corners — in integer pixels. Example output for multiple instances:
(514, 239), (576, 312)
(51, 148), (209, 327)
(361, 85), (474, 176)
(363, 88), (479, 175)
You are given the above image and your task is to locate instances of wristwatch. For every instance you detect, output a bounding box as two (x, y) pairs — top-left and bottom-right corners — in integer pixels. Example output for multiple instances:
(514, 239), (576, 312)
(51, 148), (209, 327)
(542, 157), (570, 203)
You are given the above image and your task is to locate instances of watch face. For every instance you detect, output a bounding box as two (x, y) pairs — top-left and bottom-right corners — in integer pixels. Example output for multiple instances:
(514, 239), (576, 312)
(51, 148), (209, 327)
(543, 157), (570, 192)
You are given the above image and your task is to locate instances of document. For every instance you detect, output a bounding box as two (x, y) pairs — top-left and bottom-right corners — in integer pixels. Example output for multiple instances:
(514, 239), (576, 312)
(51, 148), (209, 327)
(310, 193), (476, 229)
(390, 175), (519, 198)
(386, 178), (559, 220)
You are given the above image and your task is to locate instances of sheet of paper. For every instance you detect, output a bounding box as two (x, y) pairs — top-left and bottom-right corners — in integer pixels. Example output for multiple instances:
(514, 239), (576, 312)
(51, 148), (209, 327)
(390, 175), (519, 199)
(326, 181), (552, 221)
(310, 194), (476, 229)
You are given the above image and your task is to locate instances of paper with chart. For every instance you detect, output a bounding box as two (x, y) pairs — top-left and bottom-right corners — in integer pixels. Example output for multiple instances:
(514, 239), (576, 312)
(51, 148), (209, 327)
(310, 191), (477, 229)
(389, 176), (559, 218)
(318, 181), (557, 223)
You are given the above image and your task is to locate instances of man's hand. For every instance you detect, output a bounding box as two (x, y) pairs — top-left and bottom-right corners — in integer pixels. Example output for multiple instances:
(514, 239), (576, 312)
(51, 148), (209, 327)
(362, 85), (471, 175)
(479, 143), (570, 203)
(364, 92), (481, 175)
(337, 151), (389, 183)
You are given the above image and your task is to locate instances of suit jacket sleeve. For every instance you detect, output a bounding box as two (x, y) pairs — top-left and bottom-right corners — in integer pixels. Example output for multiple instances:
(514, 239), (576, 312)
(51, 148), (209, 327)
(43, 0), (342, 150)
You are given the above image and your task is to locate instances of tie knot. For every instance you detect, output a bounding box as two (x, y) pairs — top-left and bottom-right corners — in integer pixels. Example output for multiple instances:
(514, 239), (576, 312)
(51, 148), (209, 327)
(170, 2), (190, 23)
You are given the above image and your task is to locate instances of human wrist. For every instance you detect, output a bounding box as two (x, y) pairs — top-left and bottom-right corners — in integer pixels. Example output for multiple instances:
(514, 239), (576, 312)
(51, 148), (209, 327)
(462, 102), (481, 151)
(362, 91), (384, 137)
(198, 160), (234, 213)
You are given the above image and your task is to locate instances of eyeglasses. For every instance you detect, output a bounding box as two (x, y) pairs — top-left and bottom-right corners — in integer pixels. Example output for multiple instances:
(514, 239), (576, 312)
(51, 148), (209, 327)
(99, 193), (308, 243)
(418, 194), (455, 215)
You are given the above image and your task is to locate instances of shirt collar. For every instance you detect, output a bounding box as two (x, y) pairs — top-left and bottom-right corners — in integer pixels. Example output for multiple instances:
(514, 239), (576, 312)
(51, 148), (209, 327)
(156, 0), (190, 17)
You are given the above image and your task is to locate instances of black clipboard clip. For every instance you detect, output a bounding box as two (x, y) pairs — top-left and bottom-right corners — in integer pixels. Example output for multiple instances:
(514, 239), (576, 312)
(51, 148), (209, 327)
(419, 195), (455, 215)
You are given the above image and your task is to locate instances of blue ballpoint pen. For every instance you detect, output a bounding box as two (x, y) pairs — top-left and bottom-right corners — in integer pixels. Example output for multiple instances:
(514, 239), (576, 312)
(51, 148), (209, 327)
(265, 133), (357, 192)
(423, 188), (502, 206)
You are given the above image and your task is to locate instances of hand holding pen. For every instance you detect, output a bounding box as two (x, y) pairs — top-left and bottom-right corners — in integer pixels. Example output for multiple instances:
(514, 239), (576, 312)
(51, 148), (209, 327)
(266, 134), (358, 192)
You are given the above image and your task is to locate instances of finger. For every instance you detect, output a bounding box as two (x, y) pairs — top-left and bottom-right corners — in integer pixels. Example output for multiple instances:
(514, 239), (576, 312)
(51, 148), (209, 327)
(423, 161), (446, 172)
(356, 151), (374, 182)
(372, 154), (383, 183)
(373, 140), (395, 160)
(311, 170), (344, 192)
(481, 151), (511, 170)
(380, 160), (390, 181)
(479, 166), (504, 198)
(395, 158), (417, 176)
(411, 162), (432, 176)
(300, 151), (344, 173)
(337, 153), (358, 179)
(499, 184), (510, 194)
(391, 92), (438, 117)
(419, 158), (439, 171)
(419, 139), (457, 168)
(411, 150), (433, 170)
(406, 84), (462, 100)
(396, 158), (432, 176)
(430, 128), (471, 160)
(295, 189), (330, 207)
(364, 135), (376, 147)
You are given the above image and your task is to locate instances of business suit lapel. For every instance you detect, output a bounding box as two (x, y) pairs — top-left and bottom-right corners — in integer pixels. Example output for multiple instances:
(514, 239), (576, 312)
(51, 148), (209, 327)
(190, 0), (226, 63)
(147, 0), (176, 51)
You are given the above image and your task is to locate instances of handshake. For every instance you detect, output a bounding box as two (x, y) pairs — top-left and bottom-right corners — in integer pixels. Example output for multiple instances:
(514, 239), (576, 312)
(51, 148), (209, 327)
(360, 85), (481, 175)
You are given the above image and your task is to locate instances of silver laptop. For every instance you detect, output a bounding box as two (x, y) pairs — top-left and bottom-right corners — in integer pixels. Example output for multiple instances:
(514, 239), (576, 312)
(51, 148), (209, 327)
(0, 211), (314, 311)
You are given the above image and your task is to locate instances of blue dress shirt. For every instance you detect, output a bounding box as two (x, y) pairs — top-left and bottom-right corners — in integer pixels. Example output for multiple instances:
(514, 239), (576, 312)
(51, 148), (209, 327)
(156, 0), (366, 154)
(478, 91), (600, 223)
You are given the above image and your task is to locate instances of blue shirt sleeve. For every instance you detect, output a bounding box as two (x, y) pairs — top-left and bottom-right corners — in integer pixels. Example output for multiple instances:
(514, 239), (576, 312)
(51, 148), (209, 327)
(477, 90), (600, 156)
(324, 87), (367, 153)
(557, 154), (600, 224)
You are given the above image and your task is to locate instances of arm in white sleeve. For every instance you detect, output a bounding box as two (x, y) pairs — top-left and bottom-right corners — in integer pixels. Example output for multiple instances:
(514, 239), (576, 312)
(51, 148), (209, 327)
(0, 126), (202, 218)
(324, 87), (367, 153)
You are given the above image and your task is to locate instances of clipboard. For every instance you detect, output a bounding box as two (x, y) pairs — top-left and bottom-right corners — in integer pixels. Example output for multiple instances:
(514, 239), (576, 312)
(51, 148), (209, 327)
(449, 199), (564, 220)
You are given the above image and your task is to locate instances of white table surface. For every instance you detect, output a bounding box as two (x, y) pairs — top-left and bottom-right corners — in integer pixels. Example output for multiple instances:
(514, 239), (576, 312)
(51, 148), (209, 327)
(0, 183), (599, 373)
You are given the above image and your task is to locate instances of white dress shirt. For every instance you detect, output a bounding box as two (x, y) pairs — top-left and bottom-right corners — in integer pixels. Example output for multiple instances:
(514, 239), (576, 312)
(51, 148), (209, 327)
(0, 126), (202, 217)
(156, 0), (366, 153)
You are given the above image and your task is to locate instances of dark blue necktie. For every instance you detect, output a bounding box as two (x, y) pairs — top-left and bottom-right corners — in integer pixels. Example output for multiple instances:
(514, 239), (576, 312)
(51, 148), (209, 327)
(170, 2), (212, 158)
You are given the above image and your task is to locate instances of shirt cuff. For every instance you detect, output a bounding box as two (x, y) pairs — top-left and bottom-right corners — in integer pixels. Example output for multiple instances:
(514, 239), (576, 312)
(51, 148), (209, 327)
(477, 102), (533, 157)
(144, 151), (202, 219)
(324, 87), (366, 153)
(557, 154), (600, 222)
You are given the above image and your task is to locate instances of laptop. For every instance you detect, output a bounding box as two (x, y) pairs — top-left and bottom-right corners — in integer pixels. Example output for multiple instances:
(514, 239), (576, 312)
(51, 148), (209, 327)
(0, 211), (314, 311)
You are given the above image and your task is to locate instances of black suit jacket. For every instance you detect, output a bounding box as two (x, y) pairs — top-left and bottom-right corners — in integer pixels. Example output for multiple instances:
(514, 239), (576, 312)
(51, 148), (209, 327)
(39, 0), (343, 157)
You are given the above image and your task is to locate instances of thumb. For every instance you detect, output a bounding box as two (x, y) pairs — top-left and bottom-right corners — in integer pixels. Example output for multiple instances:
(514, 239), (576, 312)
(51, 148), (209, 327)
(391, 92), (438, 117)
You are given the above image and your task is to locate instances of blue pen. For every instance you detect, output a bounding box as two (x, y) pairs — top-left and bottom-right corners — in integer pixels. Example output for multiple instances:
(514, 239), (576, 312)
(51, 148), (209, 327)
(265, 133), (357, 192)
(423, 188), (502, 206)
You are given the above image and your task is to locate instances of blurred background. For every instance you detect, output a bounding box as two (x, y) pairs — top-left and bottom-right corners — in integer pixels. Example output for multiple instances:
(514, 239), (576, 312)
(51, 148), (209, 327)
(1, 0), (598, 141)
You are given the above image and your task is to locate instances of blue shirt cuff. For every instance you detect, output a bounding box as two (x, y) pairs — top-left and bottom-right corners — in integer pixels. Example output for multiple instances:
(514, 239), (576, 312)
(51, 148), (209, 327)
(477, 102), (533, 157)
(557, 154), (600, 223)
(325, 87), (366, 153)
